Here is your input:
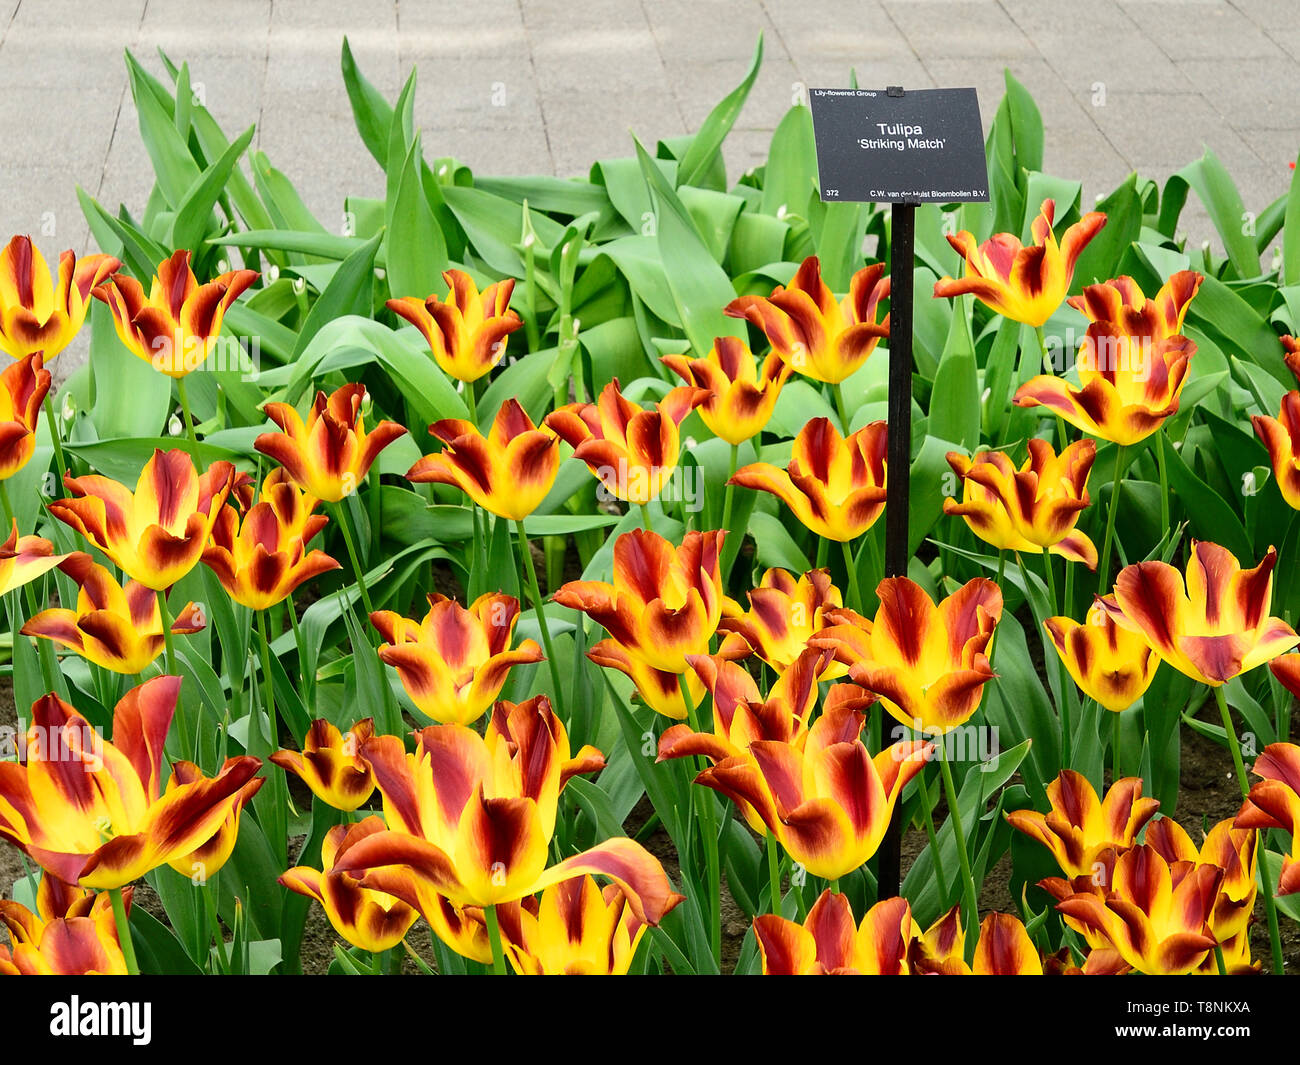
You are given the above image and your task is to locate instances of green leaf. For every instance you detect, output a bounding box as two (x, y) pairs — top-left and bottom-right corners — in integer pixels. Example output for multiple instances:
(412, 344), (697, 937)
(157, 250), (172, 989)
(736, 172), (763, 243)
(1160, 432), (1252, 561)
(761, 105), (817, 219)
(86, 302), (171, 439)
(385, 131), (449, 299)
(635, 136), (745, 357)
(676, 34), (763, 188)
(1285, 150), (1300, 285)
(125, 49), (201, 209)
(291, 232), (382, 357)
(169, 124), (256, 252)
(1159, 149), (1260, 279)
(340, 36), (395, 166)
(1072, 173), (1142, 289)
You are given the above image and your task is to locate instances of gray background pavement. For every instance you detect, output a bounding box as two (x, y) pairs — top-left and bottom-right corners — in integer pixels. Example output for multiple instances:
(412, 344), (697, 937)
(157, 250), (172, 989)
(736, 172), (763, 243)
(0, 0), (1296, 378)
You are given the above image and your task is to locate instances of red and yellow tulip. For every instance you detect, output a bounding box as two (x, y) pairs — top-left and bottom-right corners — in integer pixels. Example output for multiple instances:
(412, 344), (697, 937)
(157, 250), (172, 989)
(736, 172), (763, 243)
(0, 352), (50, 480)
(164, 759), (263, 879)
(696, 705), (931, 879)
(1146, 816), (1259, 973)
(554, 528), (726, 676)
(814, 577), (1002, 734)
(1252, 391), (1300, 511)
(21, 554), (206, 674)
(370, 593), (544, 726)
(1043, 606), (1160, 712)
(545, 380), (708, 506)
(0, 885), (128, 976)
(0, 677), (262, 889)
(1234, 741), (1300, 896)
(933, 198), (1106, 327)
(93, 249), (257, 377)
(0, 235), (119, 360)
(335, 697), (682, 933)
(255, 382), (407, 503)
(661, 336), (791, 444)
(943, 438), (1098, 568)
(1066, 271), (1202, 339)
(406, 398), (560, 521)
(724, 257), (890, 384)
(386, 269), (523, 383)
(1014, 297), (1197, 446)
(1053, 844), (1222, 975)
(0, 520), (77, 596)
(730, 417), (887, 542)
(1005, 770), (1160, 879)
(202, 468), (340, 610)
(718, 567), (846, 675)
(270, 718), (377, 812)
(1097, 541), (1299, 686)
(280, 817), (421, 954)
(496, 874), (677, 975)
(48, 448), (238, 590)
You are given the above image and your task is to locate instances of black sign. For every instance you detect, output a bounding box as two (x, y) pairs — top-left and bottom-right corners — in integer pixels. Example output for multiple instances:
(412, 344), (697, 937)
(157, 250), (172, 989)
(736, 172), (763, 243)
(808, 87), (989, 204)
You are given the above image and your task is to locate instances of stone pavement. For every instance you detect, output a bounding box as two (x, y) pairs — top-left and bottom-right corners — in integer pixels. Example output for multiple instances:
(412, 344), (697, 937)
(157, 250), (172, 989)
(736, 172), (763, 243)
(0, 0), (1295, 377)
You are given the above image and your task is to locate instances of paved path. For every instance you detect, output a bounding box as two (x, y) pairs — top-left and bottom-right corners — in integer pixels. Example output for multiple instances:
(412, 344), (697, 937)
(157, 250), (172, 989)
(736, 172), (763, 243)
(0, 0), (1294, 376)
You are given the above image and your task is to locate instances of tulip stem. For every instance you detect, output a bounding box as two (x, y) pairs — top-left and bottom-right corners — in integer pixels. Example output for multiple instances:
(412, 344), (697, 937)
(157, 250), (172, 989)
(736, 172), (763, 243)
(485, 903), (507, 975)
(332, 500), (375, 621)
(1041, 553), (1071, 766)
(766, 832), (782, 913)
(42, 395), (67, 488)
(831, 383), (851, 436)
(1112, 708), (1122, 783)
(839, 538), (863, 615)
(719, 443), (739, 575)
(157, 587), (179, 678)
(680, 673), (722, 967)
(1155, 431), (1169, 533)
(109, 886), (139, 976)
(176, 376), (201, 458)
(916, 764), (951, 906)
(1212, 684), (1250, 800)
(514, 519), (566, 721)
(937, 737), (978, 965)
(639, 502), (652, 532)
(257, 609), (278, 752)
(1096, 444), (1126, 598)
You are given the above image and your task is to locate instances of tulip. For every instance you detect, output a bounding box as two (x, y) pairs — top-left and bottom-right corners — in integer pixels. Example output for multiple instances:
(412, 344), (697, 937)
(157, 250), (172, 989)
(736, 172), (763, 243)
(661, 336), (791, 445)
(48, 448), (237, 590)
(270, 718), (377, 812)
(1005, 770), (1159, 879)
(335, 698), (683, 928)
(1043, 607), (1159, 713)
(545, 380), (708, 506)
(0, 885), (128, 976)
(1053, 844), (1221, 975)
(1234, 741), (1300, 896)
(1066, 270), (1203, 339)
(370, 593), (544, 726)
(695, 705), (932, 880)
(0, 677), (262, 889)
(1146, 816), (1259, 973)
(0, 520), (77, 596)
(202, 468), (340, 610)
(406, 398), (560, 521)
(21, 554), (206, 674)
(730, 417), (887, 542)
(943, 438), (1098, 568)
(0, 235), (119, 360)
(386, 268), (523, 383)
(553, 529), (726, 676)
(255, 382), (407, 503)
(753, 892), (969, 975)
(1252, 391), (1300, 511)
(496, 874), (678, 975)
(724, 257), (890, 385)
(1014, 327), (1196, 446)
(280, 817), (421, 954)
(923, 913), (1045, 976)
(0, 352), (49, 480)
(933, 199), (1106, 327)
(813, 577), (1002, 734)
(1282, 334), (1300, 382)
(717, 567), (847, 675)
(1097, 541), (1299, 687)
(164, 759), (264, 880)
(93, 249), (257, 377)
(584, 640), (712, 721)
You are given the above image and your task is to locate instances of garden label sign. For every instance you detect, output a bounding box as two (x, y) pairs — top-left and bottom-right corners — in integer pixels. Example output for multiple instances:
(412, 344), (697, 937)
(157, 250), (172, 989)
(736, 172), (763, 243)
(809, 86), (988, 898)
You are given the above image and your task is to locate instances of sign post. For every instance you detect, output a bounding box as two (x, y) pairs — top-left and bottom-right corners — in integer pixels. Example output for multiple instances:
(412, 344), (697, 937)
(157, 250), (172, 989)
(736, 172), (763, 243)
(809, 85), (989, 899)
